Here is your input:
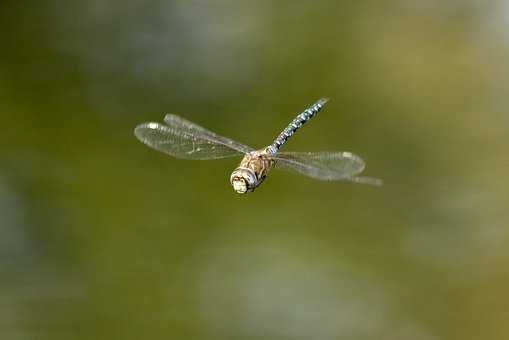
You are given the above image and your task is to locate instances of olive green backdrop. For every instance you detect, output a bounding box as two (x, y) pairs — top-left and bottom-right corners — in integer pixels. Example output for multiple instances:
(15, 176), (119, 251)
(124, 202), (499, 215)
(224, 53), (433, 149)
(1, 1), (508, 339)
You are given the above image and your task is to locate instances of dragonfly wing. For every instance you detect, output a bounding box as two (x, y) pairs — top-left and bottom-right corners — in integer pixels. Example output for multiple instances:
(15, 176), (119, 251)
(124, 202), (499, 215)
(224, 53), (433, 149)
(134, 120), (251, 160)
(272, 151), (382, 186)
(164, 114), (254, 154)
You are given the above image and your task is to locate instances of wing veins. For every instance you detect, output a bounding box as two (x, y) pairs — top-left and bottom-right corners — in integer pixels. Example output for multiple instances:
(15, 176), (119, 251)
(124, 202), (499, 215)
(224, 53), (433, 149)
(134, 121), (250, 160)
(164, 114), (253, 154)
(271, 151), (373, 182)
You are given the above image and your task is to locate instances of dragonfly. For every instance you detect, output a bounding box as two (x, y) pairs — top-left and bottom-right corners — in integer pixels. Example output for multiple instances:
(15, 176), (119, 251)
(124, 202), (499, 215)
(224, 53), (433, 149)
(134, 98), (382, 193)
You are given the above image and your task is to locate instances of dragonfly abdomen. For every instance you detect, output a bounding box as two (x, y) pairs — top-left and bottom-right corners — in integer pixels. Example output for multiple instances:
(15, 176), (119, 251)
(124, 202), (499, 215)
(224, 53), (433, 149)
(268, 98), (329, 154)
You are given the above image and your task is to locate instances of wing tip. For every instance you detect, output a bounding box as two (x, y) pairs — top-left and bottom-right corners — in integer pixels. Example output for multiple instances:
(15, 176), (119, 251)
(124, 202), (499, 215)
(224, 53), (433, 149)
(350, 176), (383, 187)
(134, 122), (163, 141)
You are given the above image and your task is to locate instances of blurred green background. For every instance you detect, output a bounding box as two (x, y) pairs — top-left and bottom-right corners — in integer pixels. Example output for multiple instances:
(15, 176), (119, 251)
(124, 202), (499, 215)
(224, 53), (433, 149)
(1, 1), (508, 339)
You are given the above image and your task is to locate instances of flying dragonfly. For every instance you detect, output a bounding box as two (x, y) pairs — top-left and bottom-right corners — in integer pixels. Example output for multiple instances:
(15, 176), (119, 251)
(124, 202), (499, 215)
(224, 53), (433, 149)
(134, 98), (382, 193)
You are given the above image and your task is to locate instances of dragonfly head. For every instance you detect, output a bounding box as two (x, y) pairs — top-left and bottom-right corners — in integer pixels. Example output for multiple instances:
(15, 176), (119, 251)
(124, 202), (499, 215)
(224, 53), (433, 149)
(230, 167), (257, 194)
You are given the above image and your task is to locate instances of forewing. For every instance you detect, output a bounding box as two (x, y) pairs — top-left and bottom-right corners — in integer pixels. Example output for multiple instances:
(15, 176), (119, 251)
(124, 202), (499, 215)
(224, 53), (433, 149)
(134, 121), (249, 160)
(164, 114), (254, 154)
(272, 151), (382, 186)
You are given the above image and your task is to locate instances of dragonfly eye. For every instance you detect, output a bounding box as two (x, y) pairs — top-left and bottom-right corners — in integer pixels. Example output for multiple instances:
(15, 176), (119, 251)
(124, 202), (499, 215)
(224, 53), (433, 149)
(230, 167), (257, 194)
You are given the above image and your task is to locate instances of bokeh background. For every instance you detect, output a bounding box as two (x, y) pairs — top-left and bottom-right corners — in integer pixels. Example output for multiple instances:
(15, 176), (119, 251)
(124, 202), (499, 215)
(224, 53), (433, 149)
(1, 1), (508, 339)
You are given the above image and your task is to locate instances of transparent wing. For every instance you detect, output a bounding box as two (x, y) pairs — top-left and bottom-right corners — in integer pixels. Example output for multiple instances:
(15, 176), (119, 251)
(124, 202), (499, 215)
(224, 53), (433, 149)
(164, 114), (254, 154)
(272, 151), (382, 186)
(134, 116), (253, 160)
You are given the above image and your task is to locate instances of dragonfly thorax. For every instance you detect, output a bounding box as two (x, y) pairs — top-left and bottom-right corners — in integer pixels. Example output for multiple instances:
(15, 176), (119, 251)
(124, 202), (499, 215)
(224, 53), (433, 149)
(230, 150), (274, 194)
